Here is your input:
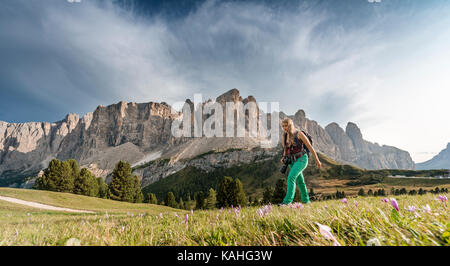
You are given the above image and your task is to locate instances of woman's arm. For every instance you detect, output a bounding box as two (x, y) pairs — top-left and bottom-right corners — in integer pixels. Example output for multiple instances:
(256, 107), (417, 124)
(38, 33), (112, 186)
(297, 131), (321, 168)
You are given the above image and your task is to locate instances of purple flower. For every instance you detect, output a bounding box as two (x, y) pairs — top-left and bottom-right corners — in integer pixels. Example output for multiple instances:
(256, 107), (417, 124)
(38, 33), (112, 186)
(382, 198), (388, 203)
(438, 195), (448, 204)
(316, 223), (341, 246)
(290, 202), (304, 209)
(423, 204), (431, 214)
(341, 198), (348, 204)
(121, 226), (125, 232)
(354, 200), (358, 208)
(257, 205), (273, 217)
(190, 209), (193, 215)
(390, 198), (399, 212)
(406, 205), (416, 212)
(185, 214), (189, 227)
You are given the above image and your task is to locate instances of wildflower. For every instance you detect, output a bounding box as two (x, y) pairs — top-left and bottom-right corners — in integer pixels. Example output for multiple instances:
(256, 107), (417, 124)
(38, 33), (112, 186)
(26, 213), (30, 217)
(423, 204), (432, 214)
(381, 198), (388, 203)
(438, 195), (448, 204)
(159, 213), (163, 219)
(185, 214), (189, 227)
(290, 202), (304, 209)
(390, 198), (399, 212)
(174, 213), (179, 218)
(234, 207), (241, 218)
(341, 198), (348, 204)
(406, 206), (416, 212)
(121, 226), (125, 232)
(257, 205), (273, 217)
(190, 209), (193, 215)
(41, 224), (44, 229)
(316, 223), (341, 246)
(354, 201), (358, 208)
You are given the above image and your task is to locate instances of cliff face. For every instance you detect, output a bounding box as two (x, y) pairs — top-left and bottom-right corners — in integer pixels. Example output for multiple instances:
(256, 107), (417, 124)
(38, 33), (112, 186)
(0, 88), (415, 187)
(415, 143), (450, 170)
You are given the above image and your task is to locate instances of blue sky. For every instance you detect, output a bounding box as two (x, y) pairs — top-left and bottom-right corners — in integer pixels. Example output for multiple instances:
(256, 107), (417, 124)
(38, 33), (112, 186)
(0, 0), (449, 163)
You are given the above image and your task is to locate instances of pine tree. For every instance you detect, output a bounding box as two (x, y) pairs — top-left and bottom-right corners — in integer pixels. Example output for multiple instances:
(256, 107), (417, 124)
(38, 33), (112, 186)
(195, 191), (205, 210)
(358, 188), (366, 196)
(145, 193), (158, 204)
(368, 189), (374, 196)
(97, 177), (109, 198)
(165, 192), (177, 208)
(418, 188), (424, 195)
(217, 176), (234, 208)
(35, 159), (60, 191)
(272, 179), (287, 204)
(230, 178), (247, 206)
(133, 176), (144, 203)
(205, 188), (217, 209)
(58, 161), (75, 193)
(108, 161), (136, 202)
(74, 168), (98, 197)
(262, 186), (274, 204)
(179, 197), (185, 209)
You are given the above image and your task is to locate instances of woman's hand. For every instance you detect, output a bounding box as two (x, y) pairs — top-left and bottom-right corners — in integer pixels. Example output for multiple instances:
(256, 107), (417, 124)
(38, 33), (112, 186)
(315, 160), (322, 169)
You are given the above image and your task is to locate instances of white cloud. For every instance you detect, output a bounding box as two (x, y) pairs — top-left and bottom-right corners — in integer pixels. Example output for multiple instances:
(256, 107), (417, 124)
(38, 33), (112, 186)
(1, 0), (449, 163)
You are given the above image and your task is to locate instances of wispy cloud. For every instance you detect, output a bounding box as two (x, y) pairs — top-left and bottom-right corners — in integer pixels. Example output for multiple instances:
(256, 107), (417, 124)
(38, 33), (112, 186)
(0, 0), (449, 162)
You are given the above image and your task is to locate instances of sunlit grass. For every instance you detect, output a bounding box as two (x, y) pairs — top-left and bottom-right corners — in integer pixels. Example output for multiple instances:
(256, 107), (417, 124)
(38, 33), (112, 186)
(0, 189), (448, 246)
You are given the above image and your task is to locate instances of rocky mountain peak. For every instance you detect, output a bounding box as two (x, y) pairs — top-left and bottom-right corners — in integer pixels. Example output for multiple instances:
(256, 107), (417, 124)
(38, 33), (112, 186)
(216, 88), (242, 104)
(294, 109), (306, 119)
(346, 122), (363, 140)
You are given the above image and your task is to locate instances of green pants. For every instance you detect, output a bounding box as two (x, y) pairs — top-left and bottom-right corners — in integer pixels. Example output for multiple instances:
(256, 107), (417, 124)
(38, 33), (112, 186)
(282, 153), (310, 204)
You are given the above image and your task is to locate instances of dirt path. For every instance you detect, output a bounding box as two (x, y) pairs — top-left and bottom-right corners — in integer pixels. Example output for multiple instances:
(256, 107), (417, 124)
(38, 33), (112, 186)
(0, 195), (95, 213)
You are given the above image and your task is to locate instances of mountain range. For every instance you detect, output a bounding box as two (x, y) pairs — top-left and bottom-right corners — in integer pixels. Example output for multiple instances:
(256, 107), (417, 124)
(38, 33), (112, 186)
(0, 89), (416, 188)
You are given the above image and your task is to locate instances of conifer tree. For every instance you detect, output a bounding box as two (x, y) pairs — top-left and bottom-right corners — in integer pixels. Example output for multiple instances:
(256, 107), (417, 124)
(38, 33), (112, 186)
(230, 178), (247, 206)
(108, 161), (135, 202)
(97, 177), (109, 199)
(358, 188), (366, 196)
(179, 197), (185, 209)
(205, 188), (217, 209)
(74, 168), (98, 196)
(133, 176), (144, 203)
(58, 161), (75, 193)
(272, 179), (286, 204)
(165, 192), (177, 208)
(195, 191), (205, 209)
(262, 186), (274, 204)
(145, 193), (158, 204)
(217, 176), (234, 207)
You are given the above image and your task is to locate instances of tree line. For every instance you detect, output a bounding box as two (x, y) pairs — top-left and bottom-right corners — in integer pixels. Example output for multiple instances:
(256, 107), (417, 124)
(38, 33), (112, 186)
(34, 159), (143, 203)
(147, 176), (249, 210)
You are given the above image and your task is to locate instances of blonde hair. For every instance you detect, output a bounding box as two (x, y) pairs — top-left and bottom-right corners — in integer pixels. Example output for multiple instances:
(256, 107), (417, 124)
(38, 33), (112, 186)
(281, 118), (297, 148)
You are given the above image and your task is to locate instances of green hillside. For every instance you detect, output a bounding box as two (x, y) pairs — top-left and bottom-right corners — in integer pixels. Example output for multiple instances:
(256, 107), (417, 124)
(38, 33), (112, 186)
(0, 188), (182, 214)
(142, 151), (450, 201)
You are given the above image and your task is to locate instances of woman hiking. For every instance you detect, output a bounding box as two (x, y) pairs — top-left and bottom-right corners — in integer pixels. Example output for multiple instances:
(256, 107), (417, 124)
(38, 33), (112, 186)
(280, 118), (322, 205)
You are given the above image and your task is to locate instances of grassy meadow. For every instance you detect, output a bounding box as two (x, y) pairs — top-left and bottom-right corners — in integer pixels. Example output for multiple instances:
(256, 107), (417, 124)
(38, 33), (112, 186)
(0, 188), (449, 246)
